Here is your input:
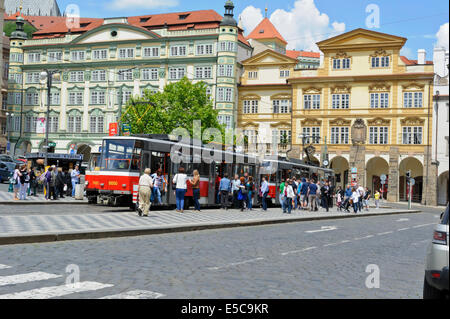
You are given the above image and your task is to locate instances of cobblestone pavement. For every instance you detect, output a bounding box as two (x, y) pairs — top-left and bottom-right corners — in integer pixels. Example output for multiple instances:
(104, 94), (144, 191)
(0, 210), (442, 299)
(0, 202), (416, 236)
(0, 190), (87, 204)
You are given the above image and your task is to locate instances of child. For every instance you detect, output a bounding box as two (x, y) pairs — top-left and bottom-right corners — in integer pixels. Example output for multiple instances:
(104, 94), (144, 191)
(336, 191), (342, 211)
(374, 190), (380, 209)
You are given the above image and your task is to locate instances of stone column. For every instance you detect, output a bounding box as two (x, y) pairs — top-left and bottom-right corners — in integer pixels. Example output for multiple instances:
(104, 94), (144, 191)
(423, 146), (438, 206)
(387, 147), (399, 202)
(349, 145), (366, 186)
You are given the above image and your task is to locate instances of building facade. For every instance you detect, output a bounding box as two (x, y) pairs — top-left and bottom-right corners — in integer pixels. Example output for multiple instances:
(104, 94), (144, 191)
(6, 1), (252, 160)
(0, 0), (9, 154)
(432, 47), (449, 206)
(289, 28), (435, 205)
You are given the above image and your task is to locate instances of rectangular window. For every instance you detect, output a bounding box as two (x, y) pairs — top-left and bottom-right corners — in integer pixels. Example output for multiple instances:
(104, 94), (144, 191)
(196, 44), (213, 55)
(168, 67), (185, 80)
(71, 51), (85, 61)
(302, 127), (321, 144)
(248, 71), (258, 79)
(91, 70), (106, 82)
(48, 51), (63, 62)
(414, 92), (423, 107)
(404, 92), (413, 108)
(118, 48), (135, 59)
(342, 58), (350, 69)
(118, 69), (133, 81)
(69, 92), (83, 105)
(50, 92), (60, 105)
(118, 91), (133, 104)
(218, 115), (232, 129)
(304, 95), (320, 109)
(68, 116), (82, 133)
(92, 49), (108, 60)
(331, 127), (349, 144)
(70, 71), (84, 82)
(402, 126), (423, 145)
(195, 66), (212, 79)
(381, 56), (390, 67)
(218, 42), (236, 52)
(370, 93), (379, 108)
(273, 100), (290, 114)
(142, 68), (159, 81)
(217, 88), (233, 102)
(26, 72), (40, 83)
(280, 70), (290, 78)
(90, 116), (104, 133)
(49, 116), (59, 133)
(170, 45), (187, 57)
(371, 57), (380, 68)
(28, 52), (41, 63)
(333, 59), (341, 69)
(243, 100), (258, 114)
(26, 92), (39, 105)
(143, 47), (160, 57)
(332, 94), (350, 109)
(91, 91), (106, 105)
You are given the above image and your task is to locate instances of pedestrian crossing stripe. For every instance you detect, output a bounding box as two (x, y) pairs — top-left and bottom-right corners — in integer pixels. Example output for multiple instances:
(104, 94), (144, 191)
(100, 290), (165, 299)
(0, 272), (62, 287)
(0, 281), (114, 299)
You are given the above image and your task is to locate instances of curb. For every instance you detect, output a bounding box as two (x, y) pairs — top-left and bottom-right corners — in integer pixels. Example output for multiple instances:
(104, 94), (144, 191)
(0, 210), (422, 246)
(0, 201), (89, 206)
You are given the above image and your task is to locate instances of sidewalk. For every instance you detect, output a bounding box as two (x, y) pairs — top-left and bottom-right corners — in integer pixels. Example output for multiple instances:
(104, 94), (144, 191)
(0, 190), (88, 205)
(0, 206), (421, 245)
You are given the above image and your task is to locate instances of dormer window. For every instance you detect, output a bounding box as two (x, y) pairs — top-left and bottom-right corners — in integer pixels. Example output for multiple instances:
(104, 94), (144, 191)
(80, 23), (91, 28)
(259, 29), (264, 34)
(179, 14), (190, 20)
(140, 17), (150, 23)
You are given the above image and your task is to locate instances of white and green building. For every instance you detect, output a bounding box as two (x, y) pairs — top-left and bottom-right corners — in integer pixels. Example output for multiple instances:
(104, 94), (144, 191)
(6, 1), (252, 160)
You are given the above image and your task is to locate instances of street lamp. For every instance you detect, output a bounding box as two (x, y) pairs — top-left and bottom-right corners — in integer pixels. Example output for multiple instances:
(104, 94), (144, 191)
(39, 70), (60, 167)
(5, 112), (14, 155)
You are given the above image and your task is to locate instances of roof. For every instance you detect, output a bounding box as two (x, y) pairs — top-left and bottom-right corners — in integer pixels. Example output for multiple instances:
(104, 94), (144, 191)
(246, 18), (287, 45)
(400, 56), (433, 65)
(4, 0), (61, 16)
(286, 50), (320, 59)
(4, 9), (250, 46)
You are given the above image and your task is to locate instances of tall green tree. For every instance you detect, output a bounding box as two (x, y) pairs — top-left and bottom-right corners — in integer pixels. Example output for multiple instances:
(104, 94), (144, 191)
(122, 77), (224, 141)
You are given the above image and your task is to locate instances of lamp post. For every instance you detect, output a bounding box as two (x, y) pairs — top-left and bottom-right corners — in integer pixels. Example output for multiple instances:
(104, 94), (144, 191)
(5, 112), (14, 155)
(39, 70), (60, 167)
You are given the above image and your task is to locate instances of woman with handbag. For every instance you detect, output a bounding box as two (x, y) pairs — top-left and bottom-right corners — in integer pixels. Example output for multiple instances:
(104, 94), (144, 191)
(173, 167), (188, 213)
(237, 176), (247, 212)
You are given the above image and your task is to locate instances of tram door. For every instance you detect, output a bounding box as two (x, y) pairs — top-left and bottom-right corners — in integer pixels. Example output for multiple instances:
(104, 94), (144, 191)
(151, 152), (170, 204)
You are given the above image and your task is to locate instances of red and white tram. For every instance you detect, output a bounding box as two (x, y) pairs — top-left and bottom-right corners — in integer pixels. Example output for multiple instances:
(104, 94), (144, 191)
(85, 135), (334, 209)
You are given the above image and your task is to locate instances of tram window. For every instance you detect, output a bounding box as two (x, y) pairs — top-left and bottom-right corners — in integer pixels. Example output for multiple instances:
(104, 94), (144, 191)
(130, 148), (141, 171)
(142, 153), (150, 172)
(193, 163), (210, 176)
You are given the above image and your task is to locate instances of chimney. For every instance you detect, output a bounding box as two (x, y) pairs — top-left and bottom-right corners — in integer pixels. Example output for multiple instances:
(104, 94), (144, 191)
(418, 49), (426, 65)
(433, 47), (446, 77)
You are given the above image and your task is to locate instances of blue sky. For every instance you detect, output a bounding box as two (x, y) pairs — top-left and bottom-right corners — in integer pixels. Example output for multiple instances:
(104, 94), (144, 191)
(56, 0), (449, 59)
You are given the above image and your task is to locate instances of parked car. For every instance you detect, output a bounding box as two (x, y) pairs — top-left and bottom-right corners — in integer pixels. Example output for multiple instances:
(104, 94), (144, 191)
(423, 205), (449, 299)
(0, 161), (14, 183)
(0, 154), (14, 163)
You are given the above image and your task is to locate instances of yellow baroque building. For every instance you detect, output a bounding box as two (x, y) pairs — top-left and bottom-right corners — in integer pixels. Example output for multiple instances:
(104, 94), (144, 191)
(289, 28), (435, 205)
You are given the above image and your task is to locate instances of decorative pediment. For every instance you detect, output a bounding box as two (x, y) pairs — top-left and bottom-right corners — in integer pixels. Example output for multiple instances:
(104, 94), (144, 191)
(242, 94), (261, 100)
(368, 117), (390, 126)
(329, 118), (351, 126)
(331, 85), (351, 94)
(71, 24), (161, 44)
(240, 121), (258, 128)
(402, 82), (425, 91)
(303, 87), (322, 94)
(270, 121), (291, 128)
(301, 118), (322, 127)
(242, 49), (298, 65)
(332, 51), (349, 59)
(270, 93), (291, 100)
(370, 49), (389, 57)
(401, 117), (425, 126)
(369, 83), (391, 92)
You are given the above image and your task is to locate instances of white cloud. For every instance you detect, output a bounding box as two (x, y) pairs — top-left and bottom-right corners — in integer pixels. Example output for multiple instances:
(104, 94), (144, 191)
(108, 0), (179, 10)
(240, 0), (346, 51)
(435, 22), (449, 50)
(239, 6), (264, 36)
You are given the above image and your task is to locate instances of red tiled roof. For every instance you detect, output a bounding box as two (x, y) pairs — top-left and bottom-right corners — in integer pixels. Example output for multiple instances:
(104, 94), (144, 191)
(4, 12), (67, 31)
(238, 30), (250, 47)
(286, 50), (320, 59)
(246, 18), (287, 45)
(128, 10), (222, 28)
(400, 56), (433, 65)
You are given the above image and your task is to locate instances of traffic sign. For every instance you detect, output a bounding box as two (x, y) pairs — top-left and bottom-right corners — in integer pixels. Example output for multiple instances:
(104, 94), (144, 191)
(380, 174), (387, 181)
(381, 180), (386, 185)
(48, 142), (56, 147)
(409, 178), (415, 186)
(109, 123), (118, 136)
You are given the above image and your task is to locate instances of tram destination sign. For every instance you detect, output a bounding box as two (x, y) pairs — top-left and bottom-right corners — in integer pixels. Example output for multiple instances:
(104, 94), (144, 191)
(26, 153), (83, 161)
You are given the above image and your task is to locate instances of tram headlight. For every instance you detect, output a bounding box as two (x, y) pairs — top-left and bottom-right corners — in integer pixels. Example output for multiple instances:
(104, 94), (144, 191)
(122, 184), (127, 188)
(85, 181), (89, 186)
(100, 183), (105, 187)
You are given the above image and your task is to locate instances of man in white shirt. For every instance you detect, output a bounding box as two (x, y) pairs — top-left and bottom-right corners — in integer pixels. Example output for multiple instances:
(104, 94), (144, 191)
(357, 184), (365, 212)
(231, 175), (241, 209)
(138, 168), (153, 217)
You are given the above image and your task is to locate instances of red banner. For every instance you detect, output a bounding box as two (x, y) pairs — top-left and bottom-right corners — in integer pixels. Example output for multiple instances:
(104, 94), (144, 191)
(109, 123), (118, 136)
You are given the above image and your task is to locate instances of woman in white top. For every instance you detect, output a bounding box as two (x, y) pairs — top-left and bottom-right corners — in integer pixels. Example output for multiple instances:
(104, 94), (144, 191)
(13, 164), (22, 200)
(350, 188), (360, 214)
(285, 179), (295, 214)
(173, 166), (188, 213)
